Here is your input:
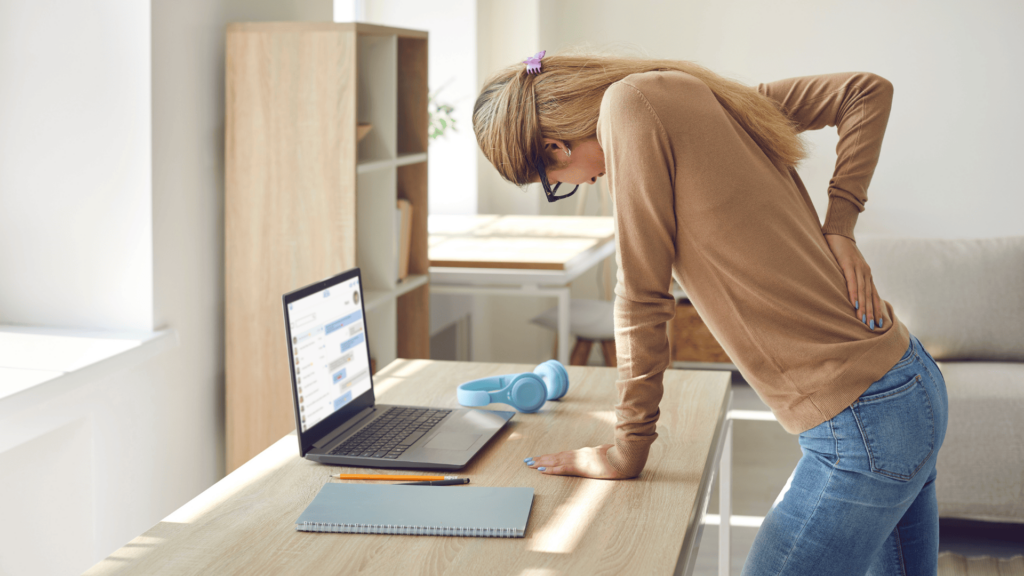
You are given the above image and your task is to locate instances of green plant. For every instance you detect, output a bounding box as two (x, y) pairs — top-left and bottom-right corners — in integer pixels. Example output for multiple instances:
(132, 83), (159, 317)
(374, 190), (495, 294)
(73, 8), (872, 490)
(428, 85), (457, 140)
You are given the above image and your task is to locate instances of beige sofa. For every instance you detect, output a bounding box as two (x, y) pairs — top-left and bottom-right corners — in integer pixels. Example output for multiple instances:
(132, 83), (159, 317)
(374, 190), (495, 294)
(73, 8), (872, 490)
(858, 236), (1024, 524)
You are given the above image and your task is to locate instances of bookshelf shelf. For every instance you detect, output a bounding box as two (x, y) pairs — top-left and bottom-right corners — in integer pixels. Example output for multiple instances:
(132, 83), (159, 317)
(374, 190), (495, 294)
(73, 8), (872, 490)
(225, 22), (430, 473)
(356, 152), (428, 174)
(364, 273), (429, 312)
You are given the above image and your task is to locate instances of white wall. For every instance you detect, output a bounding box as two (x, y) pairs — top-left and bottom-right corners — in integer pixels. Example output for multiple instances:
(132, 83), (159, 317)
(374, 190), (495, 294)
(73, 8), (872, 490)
(364, 0), (478, 215)
(475, 0), (542, 217)
(362, 0), (483, 348)
(539, 0), (1024, 239)
(0, 0), (153, 332)
(0, 2), (331, 575)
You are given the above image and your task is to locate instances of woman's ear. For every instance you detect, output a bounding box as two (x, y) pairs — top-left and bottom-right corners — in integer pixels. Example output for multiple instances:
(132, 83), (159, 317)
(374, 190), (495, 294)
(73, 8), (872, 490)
(541, 138), (571, 164)
(541, 138), (566, 154)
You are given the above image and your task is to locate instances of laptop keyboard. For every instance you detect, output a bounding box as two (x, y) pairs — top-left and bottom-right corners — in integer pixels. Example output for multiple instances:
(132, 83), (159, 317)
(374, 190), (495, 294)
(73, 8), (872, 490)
(327, 407), (453, 459)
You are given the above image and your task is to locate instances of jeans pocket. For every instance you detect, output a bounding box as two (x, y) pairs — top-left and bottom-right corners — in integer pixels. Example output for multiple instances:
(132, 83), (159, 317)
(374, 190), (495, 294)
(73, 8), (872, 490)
(851, 374), (935, 481)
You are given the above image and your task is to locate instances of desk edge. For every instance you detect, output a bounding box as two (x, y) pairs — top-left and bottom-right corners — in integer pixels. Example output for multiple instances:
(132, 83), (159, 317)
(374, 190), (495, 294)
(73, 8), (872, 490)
(674, 380), (732, 576)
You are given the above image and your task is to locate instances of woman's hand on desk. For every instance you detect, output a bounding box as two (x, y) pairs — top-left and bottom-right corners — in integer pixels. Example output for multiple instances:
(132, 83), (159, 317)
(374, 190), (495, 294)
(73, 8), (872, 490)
(526, 444), (632, 479)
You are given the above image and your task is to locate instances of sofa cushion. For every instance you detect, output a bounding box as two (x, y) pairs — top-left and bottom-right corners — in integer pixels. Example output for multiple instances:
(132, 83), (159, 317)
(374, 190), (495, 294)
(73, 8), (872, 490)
(858, 236), (1024, 361)
(934, 361), (1024, 523)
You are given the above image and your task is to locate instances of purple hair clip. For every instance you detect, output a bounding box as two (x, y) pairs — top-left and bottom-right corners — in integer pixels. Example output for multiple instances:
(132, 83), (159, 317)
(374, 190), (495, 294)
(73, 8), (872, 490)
(523, 50), (546, 74)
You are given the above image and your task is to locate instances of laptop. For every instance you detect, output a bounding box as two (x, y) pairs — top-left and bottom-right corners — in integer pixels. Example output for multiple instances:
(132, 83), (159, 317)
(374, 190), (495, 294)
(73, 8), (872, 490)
(282, 267), (514, 470)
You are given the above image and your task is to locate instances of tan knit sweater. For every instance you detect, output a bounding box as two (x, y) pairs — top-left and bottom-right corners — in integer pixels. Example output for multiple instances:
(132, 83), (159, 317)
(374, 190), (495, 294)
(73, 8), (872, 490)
(597, 70), (911, 477)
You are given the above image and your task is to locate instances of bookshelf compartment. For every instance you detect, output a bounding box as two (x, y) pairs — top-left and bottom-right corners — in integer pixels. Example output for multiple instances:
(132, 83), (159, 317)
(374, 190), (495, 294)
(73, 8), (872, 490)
(397, 37), (428, 155)
(397, 283), (430, 360)
(366, 298), (397, 372)
(357, 34), (397, 163)
(397, 161), (428, 276)
(356, 167), (398, 294)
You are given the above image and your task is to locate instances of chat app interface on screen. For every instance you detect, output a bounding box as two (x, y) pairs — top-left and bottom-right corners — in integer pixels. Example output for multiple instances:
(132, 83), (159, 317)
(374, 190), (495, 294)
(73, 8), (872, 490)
(288, 278), (370, 432)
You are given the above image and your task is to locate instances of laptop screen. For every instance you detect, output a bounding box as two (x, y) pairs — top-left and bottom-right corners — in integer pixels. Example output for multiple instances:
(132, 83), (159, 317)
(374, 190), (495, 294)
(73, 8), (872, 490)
(286, 274), (372, 433)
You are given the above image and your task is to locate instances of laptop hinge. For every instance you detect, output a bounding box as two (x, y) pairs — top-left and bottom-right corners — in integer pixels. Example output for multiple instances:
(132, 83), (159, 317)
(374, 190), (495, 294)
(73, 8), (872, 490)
(313, 407), (376, 450)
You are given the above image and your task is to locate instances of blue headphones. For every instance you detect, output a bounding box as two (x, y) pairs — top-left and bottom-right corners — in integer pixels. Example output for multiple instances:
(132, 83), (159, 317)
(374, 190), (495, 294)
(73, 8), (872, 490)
(457, 360), (569, 413)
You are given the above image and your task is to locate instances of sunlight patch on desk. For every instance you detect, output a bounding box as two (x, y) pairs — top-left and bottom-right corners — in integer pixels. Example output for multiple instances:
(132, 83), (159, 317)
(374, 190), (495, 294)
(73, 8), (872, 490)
(384, 358), (432, 378)
(587, 410), (616, 426)
(101, 534), (165, 565)
(728, 409), (776, 422)
(163, 437), (292, 524)
(705, 514), (764, 528)
(528, 479), (615, 554)
(372, 359), (432, 397)
(373, 375), (404, 397)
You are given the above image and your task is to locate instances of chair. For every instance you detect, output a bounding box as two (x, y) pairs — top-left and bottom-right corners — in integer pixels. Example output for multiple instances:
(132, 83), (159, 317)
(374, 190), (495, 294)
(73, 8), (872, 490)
(530, 298), (616, 366)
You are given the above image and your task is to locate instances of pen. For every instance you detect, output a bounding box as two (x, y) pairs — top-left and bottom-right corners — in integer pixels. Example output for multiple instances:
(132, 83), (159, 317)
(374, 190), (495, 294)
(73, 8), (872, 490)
(397, 478), (470, 486)
(329, 474), (459, 481)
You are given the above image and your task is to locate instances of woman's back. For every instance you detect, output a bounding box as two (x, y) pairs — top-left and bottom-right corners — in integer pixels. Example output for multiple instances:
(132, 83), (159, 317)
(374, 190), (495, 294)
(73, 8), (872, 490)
(596, 69), (910, 475)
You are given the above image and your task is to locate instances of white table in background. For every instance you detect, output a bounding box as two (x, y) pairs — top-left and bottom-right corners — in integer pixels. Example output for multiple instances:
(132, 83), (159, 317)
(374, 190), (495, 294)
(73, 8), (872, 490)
(428, 214), (616, 365)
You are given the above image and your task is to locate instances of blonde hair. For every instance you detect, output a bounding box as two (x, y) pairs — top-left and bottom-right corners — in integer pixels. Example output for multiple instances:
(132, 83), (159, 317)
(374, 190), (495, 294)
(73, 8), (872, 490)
(473, 52), (806, 186)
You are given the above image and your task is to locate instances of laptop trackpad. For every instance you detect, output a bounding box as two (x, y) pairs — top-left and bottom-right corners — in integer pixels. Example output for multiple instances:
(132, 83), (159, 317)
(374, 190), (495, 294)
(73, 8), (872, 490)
(425, 432), (480, 451)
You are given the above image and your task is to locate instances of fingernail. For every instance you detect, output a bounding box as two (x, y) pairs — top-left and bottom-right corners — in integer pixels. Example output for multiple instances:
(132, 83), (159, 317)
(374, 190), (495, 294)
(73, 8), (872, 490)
(855, 300), (859, 310)
(862, 314), (866, 324)
(523, 457), (531, 463)
(526, 459), (535, 465)
(537, 467), (546, 471)
(879, 318), (884, 328)
(869, 320), (875, 330)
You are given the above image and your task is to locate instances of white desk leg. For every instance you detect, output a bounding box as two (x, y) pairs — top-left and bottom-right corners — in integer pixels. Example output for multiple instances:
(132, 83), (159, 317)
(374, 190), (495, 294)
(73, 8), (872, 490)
(719, 415), (733, 576)
(557, 288), (570, 365)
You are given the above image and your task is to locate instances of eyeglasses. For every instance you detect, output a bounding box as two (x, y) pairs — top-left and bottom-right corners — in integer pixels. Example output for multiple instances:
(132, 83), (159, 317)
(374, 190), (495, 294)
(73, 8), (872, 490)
(533, 157), (579, 203)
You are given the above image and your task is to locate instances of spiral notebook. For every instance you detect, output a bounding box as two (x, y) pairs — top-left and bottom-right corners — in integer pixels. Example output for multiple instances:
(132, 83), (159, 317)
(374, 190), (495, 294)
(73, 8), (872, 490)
(295, 483), (535, 537)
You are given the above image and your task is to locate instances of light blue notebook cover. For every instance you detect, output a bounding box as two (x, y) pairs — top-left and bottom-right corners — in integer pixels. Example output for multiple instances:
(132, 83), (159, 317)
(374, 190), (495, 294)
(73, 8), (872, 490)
(295, 484), (535, 538)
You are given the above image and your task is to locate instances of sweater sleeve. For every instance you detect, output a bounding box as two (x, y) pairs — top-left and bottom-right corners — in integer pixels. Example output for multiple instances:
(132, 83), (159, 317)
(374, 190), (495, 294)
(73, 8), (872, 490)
(596, 80), (677, 478)
(758, 72), (894, 241)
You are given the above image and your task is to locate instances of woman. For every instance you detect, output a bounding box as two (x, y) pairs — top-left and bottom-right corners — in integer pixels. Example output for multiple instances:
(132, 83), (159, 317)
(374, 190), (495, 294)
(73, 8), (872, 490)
(473, 51), (948, 576)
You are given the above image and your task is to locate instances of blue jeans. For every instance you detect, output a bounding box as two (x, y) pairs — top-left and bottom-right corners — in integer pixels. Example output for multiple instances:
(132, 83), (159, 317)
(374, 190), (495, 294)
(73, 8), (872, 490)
(743, 334), (949, 576)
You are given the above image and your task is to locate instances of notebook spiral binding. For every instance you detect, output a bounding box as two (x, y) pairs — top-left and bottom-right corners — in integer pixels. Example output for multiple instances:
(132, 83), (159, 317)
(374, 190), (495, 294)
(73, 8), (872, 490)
(296, 522), (523, 537)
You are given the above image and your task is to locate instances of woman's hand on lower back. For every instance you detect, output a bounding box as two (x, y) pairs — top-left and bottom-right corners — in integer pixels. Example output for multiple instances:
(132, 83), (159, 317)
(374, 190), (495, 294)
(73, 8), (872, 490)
(524, 444), (633, 479)
(824, 233), (887, 330)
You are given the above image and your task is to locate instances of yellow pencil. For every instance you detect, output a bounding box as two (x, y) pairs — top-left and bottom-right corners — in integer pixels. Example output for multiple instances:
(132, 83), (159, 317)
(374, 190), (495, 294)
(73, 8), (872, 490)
(330, 474), (459, 481)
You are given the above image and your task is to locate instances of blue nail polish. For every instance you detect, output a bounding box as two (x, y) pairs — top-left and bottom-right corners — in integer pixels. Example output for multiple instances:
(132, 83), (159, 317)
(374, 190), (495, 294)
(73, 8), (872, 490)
(869, 320), (875, 330)
(525, 460), (534, 466)
(862, 314), (866, 324)
(537, 467), (546, 471)
(523, 458), (531, 462)
(879, 318), (884, 328)
(855, 300), (859, 310)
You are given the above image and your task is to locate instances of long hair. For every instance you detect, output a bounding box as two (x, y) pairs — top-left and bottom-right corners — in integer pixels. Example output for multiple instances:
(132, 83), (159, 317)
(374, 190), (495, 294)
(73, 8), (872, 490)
(473, 52), (806, 187)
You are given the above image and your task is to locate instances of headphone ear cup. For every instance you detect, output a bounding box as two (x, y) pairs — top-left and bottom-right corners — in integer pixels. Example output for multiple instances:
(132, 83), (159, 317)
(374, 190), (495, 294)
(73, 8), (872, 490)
(533, 360), (569, 400)
(508, 374), (547, 413)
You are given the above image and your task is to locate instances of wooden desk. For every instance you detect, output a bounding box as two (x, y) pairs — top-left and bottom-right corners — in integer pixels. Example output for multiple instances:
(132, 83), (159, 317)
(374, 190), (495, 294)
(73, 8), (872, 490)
(429, 215), (617, 364)
(85, 360), (731, 576)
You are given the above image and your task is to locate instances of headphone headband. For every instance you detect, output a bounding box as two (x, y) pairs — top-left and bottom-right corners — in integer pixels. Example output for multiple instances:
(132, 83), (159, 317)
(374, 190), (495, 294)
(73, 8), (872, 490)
(456, 376), (507, 407)
(455, 361), (569, 413)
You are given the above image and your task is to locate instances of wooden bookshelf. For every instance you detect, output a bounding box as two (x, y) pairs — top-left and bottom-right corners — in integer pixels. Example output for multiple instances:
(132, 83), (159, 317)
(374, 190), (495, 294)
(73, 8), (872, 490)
(225, 22), (429, 472)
